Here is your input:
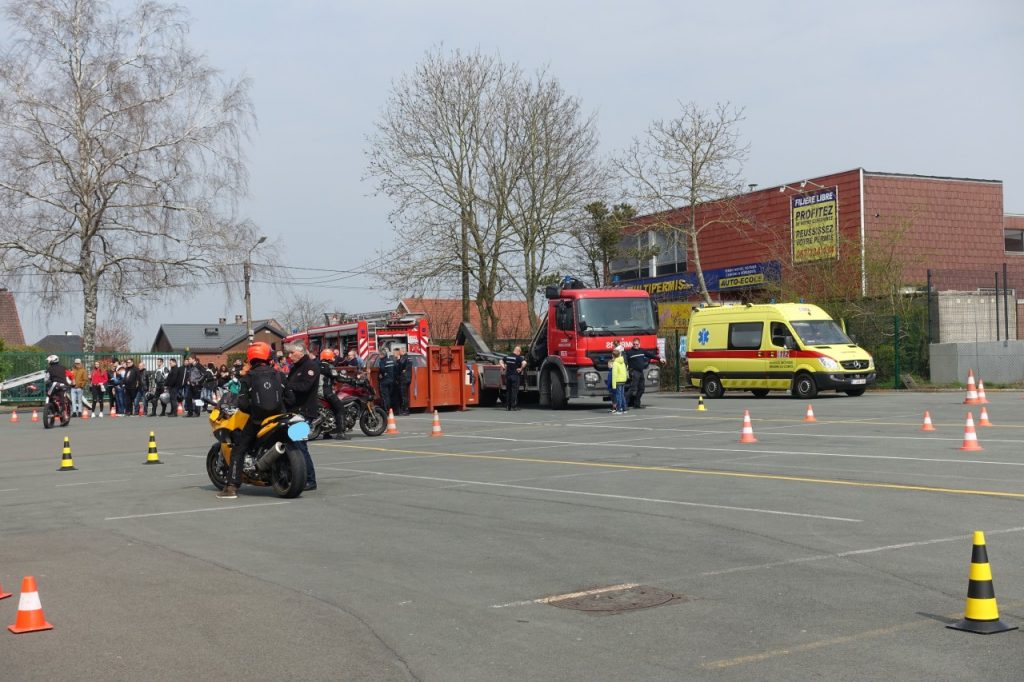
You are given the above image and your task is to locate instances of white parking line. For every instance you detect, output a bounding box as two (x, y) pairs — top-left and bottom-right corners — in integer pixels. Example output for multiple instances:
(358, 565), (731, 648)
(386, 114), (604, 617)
(492, 582), (640, 609)
(56, 479), (129, 487)
(320, 467), (862, 523)
(105, 501), (290, 520)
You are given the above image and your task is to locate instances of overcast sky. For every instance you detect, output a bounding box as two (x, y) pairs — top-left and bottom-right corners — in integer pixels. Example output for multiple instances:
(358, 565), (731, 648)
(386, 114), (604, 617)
(9, 0), (1023, 347)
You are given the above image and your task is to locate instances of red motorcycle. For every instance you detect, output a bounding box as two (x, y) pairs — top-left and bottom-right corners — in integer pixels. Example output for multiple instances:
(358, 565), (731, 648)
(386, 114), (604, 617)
(43, 382), (71, 429)
(309, 371), (388, 440)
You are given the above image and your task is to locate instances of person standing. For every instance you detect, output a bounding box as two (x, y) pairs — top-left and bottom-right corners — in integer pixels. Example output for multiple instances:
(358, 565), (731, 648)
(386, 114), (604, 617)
(70, 359), (87, 417)
(625, 338), (651, 409)
(89, 360), (108, 417)
(610, 346), (628, 414)
(123, 359), (141, 416)
(502, 345), (526, 411)
(393, 348), (413, 415)
(377, 350), (397, 415)
(165, 358), (183, 416)
(283, 341), (319, 491)
(150, 358), (169, 416)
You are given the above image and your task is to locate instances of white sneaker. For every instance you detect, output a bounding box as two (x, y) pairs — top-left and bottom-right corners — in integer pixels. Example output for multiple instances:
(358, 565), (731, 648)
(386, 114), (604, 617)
(98, 411), (103, 418)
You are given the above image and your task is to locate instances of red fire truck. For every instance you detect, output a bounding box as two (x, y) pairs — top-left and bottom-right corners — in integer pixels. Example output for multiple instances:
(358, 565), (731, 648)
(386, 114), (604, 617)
(282, 310), (430, 361)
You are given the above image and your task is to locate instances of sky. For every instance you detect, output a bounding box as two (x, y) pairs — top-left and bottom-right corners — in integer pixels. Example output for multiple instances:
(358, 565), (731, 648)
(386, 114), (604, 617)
(7, 0), (1023, 348)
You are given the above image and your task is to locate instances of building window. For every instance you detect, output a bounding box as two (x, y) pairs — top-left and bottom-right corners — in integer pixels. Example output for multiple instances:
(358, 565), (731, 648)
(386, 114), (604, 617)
(654, 229), (686, 276)
(610, 232), (655, 282)
(1005, 229), (1024, 253)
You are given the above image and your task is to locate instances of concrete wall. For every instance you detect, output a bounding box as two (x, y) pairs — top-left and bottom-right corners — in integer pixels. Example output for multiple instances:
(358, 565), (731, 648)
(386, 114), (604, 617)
(929, 340), (1024, 384)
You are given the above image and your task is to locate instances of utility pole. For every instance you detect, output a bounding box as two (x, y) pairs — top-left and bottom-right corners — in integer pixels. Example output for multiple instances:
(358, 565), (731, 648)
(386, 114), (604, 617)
(245, 236), (267, 343)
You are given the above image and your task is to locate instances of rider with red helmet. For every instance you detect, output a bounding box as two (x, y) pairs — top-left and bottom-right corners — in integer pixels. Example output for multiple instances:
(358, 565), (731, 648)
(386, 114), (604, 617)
(318, 349), (350, 440)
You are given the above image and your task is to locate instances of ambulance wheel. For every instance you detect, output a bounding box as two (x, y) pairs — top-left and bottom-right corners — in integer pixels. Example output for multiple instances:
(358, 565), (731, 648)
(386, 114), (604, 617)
(701, 374), (725, 399)
(844, 388), (866, 397)
(792, 373), (818, 399)
(751, 389), (769, 398)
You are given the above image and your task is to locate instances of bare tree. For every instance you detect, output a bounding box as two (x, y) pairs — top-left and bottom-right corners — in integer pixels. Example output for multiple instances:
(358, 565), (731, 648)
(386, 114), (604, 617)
(274, 292), (333, 335)
(93, 320), (132, 352)
(0, 0), (256, 351)
(616, 102), (749, 304)
(502, 72), (601, 331)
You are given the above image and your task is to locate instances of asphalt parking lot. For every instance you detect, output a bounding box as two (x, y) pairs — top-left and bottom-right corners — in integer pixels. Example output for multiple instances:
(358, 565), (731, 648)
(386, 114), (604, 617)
(3, 390), (1024, 681)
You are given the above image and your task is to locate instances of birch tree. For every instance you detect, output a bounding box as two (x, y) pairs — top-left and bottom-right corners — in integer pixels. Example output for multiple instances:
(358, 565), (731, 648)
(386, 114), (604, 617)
(0, 0), (256, 350)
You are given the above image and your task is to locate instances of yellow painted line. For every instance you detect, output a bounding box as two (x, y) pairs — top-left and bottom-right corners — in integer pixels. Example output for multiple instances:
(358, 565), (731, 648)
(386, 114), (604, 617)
(321, 443), (1024, 500)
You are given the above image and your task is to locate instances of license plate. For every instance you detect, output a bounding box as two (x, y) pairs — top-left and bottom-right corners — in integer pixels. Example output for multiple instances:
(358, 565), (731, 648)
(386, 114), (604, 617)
(850, 379), (866, 385)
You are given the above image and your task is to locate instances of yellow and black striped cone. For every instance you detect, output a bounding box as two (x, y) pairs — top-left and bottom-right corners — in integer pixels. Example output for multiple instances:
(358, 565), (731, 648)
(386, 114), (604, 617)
(697, 395), (706, 412)
(947, 531), (1017, 634)
(57, 436), (76, 471)
(144, 431), (162, 465)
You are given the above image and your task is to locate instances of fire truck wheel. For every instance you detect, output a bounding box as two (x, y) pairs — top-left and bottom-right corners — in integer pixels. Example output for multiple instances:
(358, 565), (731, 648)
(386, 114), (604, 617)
(479, 389), (499, 407)
(549, 372), (568, 410)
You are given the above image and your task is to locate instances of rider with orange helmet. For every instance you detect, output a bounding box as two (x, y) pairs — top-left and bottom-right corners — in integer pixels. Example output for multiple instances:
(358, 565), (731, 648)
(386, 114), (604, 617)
(318, 348), (350, 440)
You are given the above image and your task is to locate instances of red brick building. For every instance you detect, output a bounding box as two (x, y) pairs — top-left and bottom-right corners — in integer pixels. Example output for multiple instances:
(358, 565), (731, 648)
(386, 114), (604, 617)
(618, 168), (1020, 333)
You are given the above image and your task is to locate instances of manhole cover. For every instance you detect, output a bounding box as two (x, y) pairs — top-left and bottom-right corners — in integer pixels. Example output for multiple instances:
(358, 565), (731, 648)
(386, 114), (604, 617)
(548, 585), (683, 614)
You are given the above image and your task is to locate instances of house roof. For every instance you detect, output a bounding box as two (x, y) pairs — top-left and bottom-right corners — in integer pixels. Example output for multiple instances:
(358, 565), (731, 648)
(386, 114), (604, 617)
(152, 319), (285, 353)
(0, 289), (26, 347)
(398, 298), (532, 341)
(34, 334), (84, 353)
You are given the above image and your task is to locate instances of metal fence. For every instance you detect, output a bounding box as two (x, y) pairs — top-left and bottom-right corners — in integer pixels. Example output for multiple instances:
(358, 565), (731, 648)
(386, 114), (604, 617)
(0, 352), (182, 405)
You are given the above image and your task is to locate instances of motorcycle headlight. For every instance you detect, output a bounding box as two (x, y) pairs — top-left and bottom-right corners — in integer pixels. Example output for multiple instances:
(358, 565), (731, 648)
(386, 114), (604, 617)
(819, 357), (839, 370)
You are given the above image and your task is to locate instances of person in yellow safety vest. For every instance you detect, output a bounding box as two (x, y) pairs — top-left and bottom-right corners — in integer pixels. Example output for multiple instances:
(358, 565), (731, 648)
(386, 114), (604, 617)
(610, 346), (628, 414)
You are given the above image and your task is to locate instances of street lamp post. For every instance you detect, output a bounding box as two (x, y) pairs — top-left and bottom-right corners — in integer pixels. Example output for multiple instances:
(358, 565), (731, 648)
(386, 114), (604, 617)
(244, 236), (267, 343)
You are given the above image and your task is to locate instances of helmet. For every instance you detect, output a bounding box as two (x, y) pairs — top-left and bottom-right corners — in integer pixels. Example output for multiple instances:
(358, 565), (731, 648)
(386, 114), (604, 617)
(46, 354), (59, 364)
(320, 349), (335, 362)
(246, 341), (272, 363)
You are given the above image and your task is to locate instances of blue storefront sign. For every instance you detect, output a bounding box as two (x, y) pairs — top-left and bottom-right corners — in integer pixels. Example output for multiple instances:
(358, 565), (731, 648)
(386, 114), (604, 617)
(622, 261), (780, 300)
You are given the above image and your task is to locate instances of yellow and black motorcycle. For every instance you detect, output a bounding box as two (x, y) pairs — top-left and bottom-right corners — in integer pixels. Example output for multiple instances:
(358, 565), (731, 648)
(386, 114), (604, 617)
(206, 403), (310, 498)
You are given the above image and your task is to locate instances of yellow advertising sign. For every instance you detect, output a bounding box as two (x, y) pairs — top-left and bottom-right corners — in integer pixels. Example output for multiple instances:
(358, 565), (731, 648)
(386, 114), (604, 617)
(658, 302), (691, 331)
(791, 187), (839, 263)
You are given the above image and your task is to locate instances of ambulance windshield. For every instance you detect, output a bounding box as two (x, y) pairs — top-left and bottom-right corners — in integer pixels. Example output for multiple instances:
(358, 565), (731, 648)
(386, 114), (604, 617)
(576, 298), (656, 335)
(790, 319), (852, 346)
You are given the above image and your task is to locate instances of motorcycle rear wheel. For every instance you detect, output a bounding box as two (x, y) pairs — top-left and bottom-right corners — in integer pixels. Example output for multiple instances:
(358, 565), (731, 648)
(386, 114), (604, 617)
(43, 403), (56, 429)
(59, 401), (70, 427)
(206, 443), (229, 490)
(360, 406), (388, 436)
(270, 445), (306, 498)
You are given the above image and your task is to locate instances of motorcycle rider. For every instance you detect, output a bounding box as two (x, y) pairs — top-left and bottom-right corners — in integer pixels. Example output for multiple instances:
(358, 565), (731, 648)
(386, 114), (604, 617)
(318, 349), (350, 440)
(217, 342), (284, 500)
(45, 354), (70, 391)
(283, 340), (319, 491)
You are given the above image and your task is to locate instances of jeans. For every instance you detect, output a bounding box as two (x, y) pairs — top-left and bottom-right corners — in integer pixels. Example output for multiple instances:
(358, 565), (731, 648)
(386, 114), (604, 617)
(295, 440), (316, 486)
(114, 387), (127, 414)
(612, 385), (626, 412)
(70, 387), (83, 414)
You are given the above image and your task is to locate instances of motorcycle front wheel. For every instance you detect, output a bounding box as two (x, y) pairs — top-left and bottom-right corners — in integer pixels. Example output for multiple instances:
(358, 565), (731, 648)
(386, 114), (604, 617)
(360, 406), (388, 436)
(206, 443), (229, 490)
(270, 445), (306, 498)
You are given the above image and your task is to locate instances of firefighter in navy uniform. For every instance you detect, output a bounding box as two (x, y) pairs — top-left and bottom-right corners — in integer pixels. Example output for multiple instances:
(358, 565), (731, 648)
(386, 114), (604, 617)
(318, 349), (350, 440)
(502, 345), (526, 410)
(394, 347), (413, 415)
(377, 349), (397, 415)
(625, 337), (651, 409)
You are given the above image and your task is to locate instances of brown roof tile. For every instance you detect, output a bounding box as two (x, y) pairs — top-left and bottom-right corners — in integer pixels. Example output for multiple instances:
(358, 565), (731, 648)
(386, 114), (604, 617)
(0, 289), (26, 347)
(399, 298), (533, 341)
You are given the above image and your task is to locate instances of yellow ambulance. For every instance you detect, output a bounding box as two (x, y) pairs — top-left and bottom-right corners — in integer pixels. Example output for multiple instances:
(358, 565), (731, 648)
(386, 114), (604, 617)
(685, 303), (875, 398)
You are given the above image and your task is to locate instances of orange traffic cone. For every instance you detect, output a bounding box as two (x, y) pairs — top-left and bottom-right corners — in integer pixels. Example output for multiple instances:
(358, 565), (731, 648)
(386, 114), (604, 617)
(138, 402), (145, 416)
(81, 406), (90, 420)
(959, 412), (983, 451)
(963, 370), (980, 405)
(176, 402), (183, 416)
(739, 410), (757, 443)
(385, 409), (399, 434)
(920, 411), (936, 432)
(803, 404), (816, 422)
(109, 404), (118, 418)
(977, 380), (989, 404)
(430, 410), (443, 437)
(978, 406), (993, 427)
(0, 577), (11, 600)
(10, 409), (18, 423)
(7, 576), (53, 634)
(31, 409), (39, 422)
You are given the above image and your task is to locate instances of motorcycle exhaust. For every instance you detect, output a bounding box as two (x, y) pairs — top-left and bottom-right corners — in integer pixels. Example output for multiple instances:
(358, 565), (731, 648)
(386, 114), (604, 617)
(255, 441), (287, 473)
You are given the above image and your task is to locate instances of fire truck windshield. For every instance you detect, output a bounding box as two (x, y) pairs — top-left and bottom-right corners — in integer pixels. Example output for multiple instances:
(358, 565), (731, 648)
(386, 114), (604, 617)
(576, 298), (656, 335)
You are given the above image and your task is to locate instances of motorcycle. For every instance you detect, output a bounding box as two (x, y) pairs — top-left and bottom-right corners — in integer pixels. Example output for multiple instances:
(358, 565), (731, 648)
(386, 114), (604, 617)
(308, 371), (388, 440)
(205, 402), (310, 498)
(43, 383), (71, 429)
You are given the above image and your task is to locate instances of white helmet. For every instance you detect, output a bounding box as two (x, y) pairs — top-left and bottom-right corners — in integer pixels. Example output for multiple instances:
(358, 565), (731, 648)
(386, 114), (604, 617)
(46, 354), (59, 364)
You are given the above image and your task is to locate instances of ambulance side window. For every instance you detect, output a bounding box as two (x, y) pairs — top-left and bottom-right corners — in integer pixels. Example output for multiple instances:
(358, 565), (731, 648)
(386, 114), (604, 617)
(728, 322), (763, 350)
(770, 322), (796, 349)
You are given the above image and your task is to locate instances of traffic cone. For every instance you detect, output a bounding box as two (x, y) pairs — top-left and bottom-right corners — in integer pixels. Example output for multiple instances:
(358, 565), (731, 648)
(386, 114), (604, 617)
(176, 402), (183, 416)
(978, 406), (993, 427)
(109, 404), (117, 418)
(10, 409), (18, 423)
(138, 402), (145, 416)
(959, 413), (983, 452)
(920, 411), (936, 432)
(696, 395), (706, 412)
(385, 409), (399, 434)
(57, 436), (77, 471)
(977, 380), (989, 404)
(803, 404), (817, 422)
(144, 431), (163, 464)
(739, 410), (757, 443)
(0, 577), (11, 600)
(430, 410), (444, 437)
(81, 406), (90, 420)
(7, 576), (53, 634)
(963, 370), (980, 405)
(31, 409), (39, 423)
(947, 531), (1017, 634)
